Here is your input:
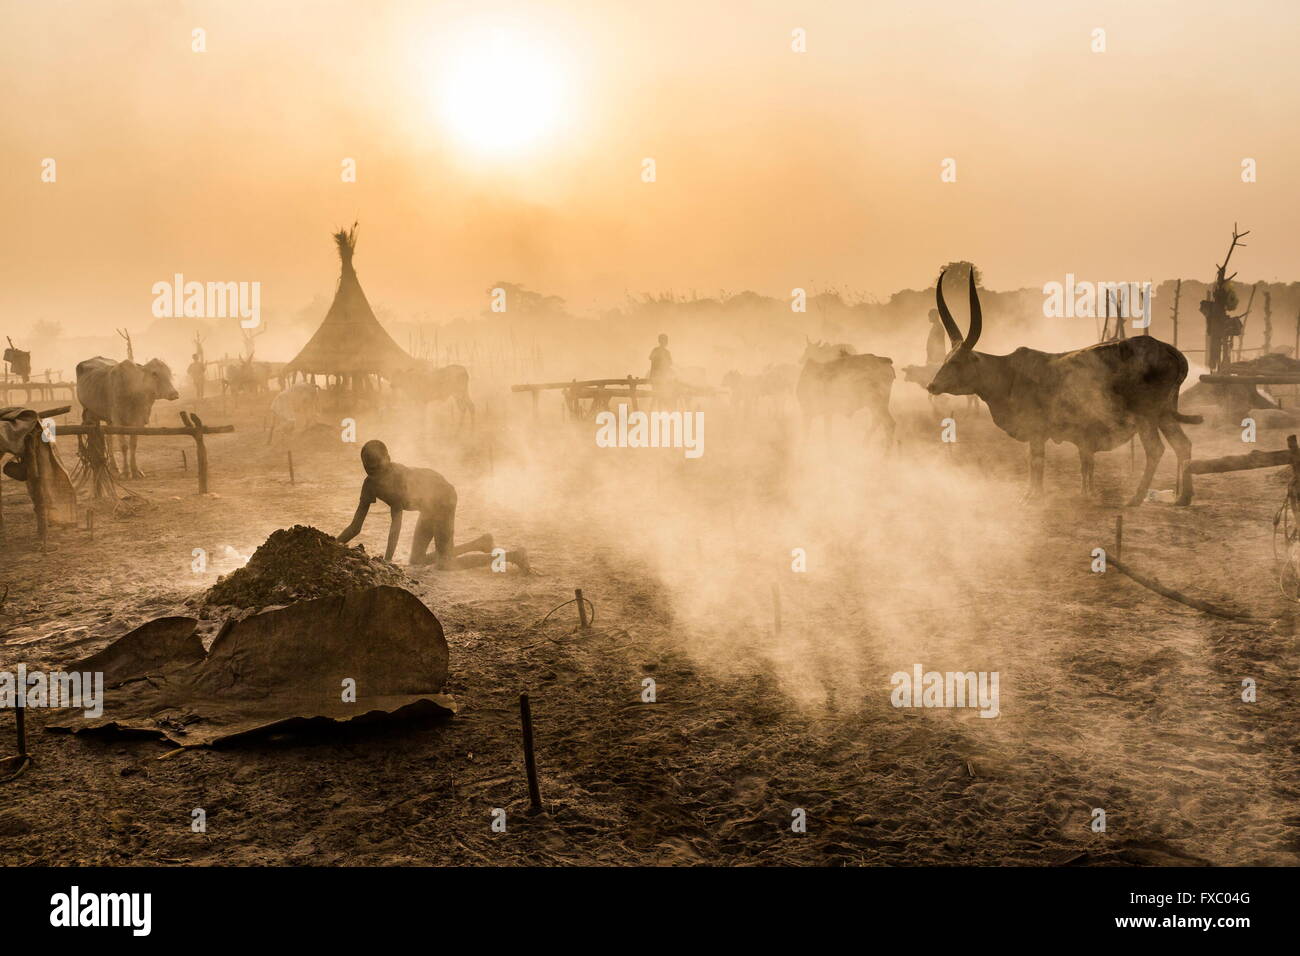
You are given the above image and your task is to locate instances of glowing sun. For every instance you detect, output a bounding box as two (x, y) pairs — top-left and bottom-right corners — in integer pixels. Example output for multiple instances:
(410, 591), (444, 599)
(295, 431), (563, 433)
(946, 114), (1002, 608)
(435, 28), (567, 157)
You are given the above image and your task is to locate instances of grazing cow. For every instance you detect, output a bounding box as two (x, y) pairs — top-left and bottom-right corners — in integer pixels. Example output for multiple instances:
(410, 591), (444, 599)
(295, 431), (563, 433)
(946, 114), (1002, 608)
(927, 269), (1201, 504)
(796, 340), (896, 446)
(76, 356), (180, 478)
(268, 382), (321, 443)
(393, 363), (475, 429)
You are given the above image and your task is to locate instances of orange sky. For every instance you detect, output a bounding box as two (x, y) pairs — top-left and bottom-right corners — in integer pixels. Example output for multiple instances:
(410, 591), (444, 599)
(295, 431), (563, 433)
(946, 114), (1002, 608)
(5, 0), (1300, 334)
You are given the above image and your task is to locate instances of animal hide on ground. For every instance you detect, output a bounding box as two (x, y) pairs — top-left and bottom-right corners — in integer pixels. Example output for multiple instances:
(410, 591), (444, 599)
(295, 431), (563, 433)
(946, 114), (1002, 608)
(47, 586), (455, 747)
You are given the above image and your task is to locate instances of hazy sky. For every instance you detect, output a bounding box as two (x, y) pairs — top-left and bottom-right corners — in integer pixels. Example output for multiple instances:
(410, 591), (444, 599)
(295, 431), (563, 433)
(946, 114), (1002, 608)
(5, 0), (1300, 333)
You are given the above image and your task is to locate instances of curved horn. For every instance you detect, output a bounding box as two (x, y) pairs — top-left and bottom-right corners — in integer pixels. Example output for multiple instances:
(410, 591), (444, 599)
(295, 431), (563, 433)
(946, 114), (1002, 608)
(965, 269), (982, 350)
(935, 270), (962, 346)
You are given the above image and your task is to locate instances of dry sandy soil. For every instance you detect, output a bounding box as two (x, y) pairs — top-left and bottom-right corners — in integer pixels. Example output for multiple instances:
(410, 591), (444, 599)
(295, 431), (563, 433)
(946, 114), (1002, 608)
(1, 385), (1298, 866)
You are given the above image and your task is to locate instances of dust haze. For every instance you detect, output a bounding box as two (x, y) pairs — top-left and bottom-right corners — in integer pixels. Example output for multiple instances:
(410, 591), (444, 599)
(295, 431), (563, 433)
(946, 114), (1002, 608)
(2, 0), (1299, 871)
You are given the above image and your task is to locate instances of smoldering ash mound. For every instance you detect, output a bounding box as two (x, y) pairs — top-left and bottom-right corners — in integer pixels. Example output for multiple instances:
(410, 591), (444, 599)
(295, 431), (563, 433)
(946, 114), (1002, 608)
(203, 525), (414, 610)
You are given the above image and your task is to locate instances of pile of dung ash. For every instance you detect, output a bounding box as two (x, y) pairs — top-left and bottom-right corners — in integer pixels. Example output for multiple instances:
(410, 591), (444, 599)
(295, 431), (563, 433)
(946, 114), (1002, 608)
(203, 525), (414, 610)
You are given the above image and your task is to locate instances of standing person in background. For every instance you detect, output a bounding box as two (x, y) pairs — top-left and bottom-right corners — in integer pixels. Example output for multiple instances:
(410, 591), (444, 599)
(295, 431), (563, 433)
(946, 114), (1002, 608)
(925, 309), (948, 367)
(647, 333), (675, 408)
(188, 353), (207, 401)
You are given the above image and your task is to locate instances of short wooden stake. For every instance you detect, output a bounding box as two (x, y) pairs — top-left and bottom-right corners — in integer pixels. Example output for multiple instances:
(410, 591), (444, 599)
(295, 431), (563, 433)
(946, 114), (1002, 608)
(575, 588), (589, 628)
(288, 451), (295, 485)
(1114, 514), (1123, 561)
(86, 509), (93, 540)
(14, 696), (26, 758)
(518, 693), (543, 814)
(192, 417), (210, 494)
(181, 449), (187, 473)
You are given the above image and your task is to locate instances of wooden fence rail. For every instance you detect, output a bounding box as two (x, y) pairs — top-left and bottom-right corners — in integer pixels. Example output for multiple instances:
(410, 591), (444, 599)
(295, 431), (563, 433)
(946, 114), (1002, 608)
(55, 412), (233, 494)
(1177, 433), (1300, 504)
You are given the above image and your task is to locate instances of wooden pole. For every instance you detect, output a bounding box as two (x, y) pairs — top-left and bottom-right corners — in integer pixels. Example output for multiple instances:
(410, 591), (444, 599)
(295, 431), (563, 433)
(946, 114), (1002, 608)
(1264, 290), (1273, 354)
(288, 451), (295, 485)
(181, 449), (187, 473)
(1114, 514), (1123, 561)
(575, 588), (589, 628)
(194, 428), (209, 494)
(14, 695), (26, 758)
(518, 693), (543, 813)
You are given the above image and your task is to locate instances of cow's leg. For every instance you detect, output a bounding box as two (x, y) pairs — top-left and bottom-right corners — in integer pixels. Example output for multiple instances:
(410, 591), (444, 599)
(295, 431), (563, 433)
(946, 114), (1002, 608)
(1024, 439), (1046, 500)
(457, 395), (475, 431)
(1127, 420), (1164, 506)
(1077, 445), (1095, 495)
(130, 434), (145, 479)
(878, 404), (896, 454)
(1158, 417), (1192, 503)
(114, 433), (130, 478)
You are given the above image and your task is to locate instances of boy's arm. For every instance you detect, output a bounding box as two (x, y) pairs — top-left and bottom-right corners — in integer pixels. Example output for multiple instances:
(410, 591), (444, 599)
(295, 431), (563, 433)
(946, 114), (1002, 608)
(384, 505), (403, 562)
(337, 486), (373, 543)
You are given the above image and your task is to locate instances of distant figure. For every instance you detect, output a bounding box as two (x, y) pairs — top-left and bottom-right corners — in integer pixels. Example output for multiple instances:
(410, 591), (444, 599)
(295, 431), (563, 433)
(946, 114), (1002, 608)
(925, 309), (948, 366)
(337, 439), (529, 571)
(188, 353), (206, 400)
(648, 333), (676, 407)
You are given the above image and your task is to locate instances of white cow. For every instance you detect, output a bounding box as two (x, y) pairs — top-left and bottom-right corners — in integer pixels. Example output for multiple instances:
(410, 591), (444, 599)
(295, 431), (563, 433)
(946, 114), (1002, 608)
(268, 382), (320, 443)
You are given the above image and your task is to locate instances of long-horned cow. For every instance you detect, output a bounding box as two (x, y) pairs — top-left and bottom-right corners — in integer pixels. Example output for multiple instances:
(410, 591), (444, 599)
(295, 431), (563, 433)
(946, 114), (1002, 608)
(393, 363), (475, 429)
(796, 340), (896, 446)
(927, 269), (1201, 504)
(76, 356), (180, 478)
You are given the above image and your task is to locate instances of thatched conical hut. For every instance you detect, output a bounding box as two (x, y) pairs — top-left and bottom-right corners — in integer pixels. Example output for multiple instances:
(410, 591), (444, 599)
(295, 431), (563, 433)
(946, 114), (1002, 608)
(286, 225), (414, 385)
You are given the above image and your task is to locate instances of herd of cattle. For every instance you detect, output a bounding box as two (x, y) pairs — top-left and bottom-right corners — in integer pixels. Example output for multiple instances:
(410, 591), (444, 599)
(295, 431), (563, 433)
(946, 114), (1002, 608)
(782, 272), (1200, 503)
(785, 271), (1201, 504)
(60, 269), (1202, 501)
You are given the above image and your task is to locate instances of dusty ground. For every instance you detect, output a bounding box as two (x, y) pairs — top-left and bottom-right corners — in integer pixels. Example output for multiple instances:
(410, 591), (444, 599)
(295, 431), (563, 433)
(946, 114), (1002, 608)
(1, 386), (1298, 866)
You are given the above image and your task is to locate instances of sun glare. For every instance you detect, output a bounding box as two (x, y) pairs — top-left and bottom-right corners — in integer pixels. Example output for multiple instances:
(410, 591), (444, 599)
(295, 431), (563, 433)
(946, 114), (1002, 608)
(435, 27), (566, 157)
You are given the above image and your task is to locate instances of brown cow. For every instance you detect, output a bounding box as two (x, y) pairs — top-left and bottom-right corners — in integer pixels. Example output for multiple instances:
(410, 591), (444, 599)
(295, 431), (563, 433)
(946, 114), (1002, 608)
(927, 269), (1200, 504)
(393, 363), (475, 430)
(76, 356), (180, 478)
(796, 341), (896, 447)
